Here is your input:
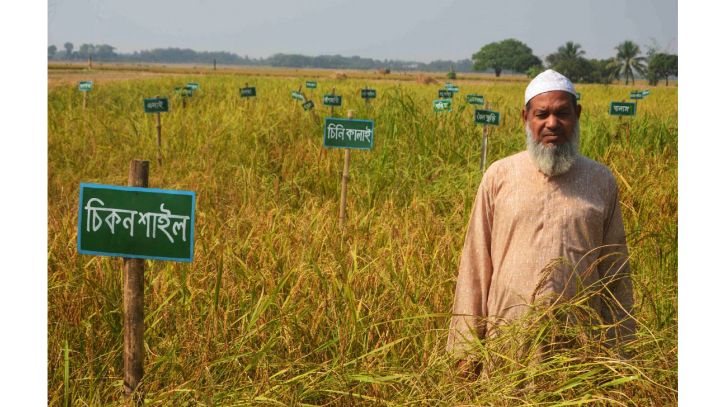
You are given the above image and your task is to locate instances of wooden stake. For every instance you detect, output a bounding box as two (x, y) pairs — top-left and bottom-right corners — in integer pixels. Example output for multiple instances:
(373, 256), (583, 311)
(156, 112), (162, 165)
(480, 124), (488, 171)
(339, 110), (353, 228)
(123, 160), (148, 401)
(155, 94), (162, 165)
(331, 87), (336, 117)
(83, 91), (87, 110)
(480, 101), (490, 171)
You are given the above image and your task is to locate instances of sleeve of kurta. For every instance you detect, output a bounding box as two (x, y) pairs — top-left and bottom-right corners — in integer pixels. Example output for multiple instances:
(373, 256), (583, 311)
(598, 182), (636, 346)
(446, 176), (494, 358)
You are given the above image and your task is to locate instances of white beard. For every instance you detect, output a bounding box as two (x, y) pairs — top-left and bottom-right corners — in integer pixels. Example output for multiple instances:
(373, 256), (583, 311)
(526, 122), (580, 177)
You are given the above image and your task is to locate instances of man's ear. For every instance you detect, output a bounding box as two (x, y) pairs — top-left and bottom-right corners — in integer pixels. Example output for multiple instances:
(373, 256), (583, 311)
(521, 107), (527, 125)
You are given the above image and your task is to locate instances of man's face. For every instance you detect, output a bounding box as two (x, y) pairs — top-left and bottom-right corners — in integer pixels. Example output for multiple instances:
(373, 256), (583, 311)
(521, 91), (582, 147)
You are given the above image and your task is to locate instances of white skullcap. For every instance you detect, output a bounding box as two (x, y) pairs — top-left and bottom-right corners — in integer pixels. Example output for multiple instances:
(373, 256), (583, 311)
(524, 69), (576, 105)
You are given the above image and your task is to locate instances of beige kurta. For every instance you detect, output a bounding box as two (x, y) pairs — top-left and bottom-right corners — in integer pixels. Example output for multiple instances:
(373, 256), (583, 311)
(447, 151), (634, 355)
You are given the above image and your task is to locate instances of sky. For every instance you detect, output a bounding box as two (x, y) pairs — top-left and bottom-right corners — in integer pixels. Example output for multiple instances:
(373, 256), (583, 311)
(48, 0), (677, 62)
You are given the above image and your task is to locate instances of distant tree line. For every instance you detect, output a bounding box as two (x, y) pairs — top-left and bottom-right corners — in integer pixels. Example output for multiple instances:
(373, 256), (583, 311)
(47, 42), (473, 73)
(471, 38), (677, 85)
(48, 40), (676, 84)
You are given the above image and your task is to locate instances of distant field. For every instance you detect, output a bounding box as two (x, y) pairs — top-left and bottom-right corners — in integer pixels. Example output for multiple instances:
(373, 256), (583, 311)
(48, 62), (542, 89)
(48, 67), (677, 405)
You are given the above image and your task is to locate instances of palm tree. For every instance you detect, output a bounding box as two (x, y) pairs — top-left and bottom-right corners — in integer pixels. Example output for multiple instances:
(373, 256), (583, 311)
(615, 41), (647, 85)
(546, 41), (585, 67)
(559, 41), (585, 59)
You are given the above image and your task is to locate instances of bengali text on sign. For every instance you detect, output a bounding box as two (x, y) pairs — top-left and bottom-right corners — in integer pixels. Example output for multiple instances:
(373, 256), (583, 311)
(323, 118), (374, 150)
(77, 183), (196, 262)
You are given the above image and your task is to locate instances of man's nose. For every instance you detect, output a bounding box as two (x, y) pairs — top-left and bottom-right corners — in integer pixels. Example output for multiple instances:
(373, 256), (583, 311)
(545, 114), (559, 129)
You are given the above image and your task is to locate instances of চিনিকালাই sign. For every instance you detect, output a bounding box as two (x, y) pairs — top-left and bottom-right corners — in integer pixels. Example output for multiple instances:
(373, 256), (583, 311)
(323, 95), (342, 106)
(77, 183), (196, 262)
(323, 118), (374, 150)
(240, 87), (256, 97)
(79, 81), (93, 91)
(361, 89), (376, 99)
(433, 98), (452, 112)
(466, 94), (484, 105)
(306, 81), (317, 89)
(609, 102), (636, 116)
(144, 98), (169, 113)
(474, 109), (500, 125)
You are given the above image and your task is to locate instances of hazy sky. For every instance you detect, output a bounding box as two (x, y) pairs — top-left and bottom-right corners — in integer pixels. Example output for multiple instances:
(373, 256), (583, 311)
(48, 0), (677, 62)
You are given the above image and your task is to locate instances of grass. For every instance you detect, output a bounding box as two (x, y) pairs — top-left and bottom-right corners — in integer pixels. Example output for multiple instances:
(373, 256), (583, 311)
(48, 68), (677, 405)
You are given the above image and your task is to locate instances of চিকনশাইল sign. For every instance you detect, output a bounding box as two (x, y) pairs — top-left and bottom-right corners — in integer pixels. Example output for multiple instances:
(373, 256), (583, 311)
(77, 183), (196, 262)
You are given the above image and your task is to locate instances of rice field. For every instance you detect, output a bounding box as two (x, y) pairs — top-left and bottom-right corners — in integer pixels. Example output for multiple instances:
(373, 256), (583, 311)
(48, 66), (677, 405)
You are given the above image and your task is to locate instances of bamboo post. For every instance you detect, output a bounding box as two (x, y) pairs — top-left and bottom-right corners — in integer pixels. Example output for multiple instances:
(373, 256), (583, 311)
(480, 125), (489, 172)
(155, 95), (162, 165)
(156, 112), (162, 165)
(123, 160), (148, 401)
(339, 110), (353, 227)
(331, 87), (336, 117)
(480, 102), (489, 171)
(83, 91), (87, 110)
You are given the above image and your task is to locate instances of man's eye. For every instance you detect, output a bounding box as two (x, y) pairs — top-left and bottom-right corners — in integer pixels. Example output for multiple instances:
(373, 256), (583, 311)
(536, 113), (547, 119)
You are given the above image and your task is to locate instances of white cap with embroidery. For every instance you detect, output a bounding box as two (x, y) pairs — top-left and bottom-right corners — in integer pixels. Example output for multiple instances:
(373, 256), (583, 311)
(524, 69), (576, 105)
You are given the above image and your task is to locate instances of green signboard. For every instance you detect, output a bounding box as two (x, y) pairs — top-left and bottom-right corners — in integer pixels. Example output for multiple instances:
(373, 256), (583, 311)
(240, 87), (256, 97)
(642, 89), (651, 96)
(361, 89), (377, 99)
(433, 98), (452, 112)
(323, 117), (374, 150)
(446, 85), (459, 93)
(306, 81), (317, 89)
(79, 81), (93, 92)
(609, 102), (636, 116)
(576, 92), (581, 100)
(439, 89), (453, 98)
(630, 92), (643, 100)
(474, 109), (500, 125)
(292, 91), (304, 101)
(323, 94), (342, 106)
(466, 94), (484, 105)
(302, 100), (315, 111)
(175, 87), (193, 97)
(186, 82), (200, 90)
(144, 98), (169, 113)
(77, 183), (196, 262)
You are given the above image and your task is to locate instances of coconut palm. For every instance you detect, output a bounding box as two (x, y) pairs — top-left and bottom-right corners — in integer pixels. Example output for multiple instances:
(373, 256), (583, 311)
(545, 41), (585, 67)
(559, 41), (585, 59)
(615, 40), (647, 85)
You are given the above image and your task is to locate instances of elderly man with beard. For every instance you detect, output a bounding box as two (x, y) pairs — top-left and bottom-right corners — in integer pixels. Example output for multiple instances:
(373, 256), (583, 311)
(447, 70), (635, 370)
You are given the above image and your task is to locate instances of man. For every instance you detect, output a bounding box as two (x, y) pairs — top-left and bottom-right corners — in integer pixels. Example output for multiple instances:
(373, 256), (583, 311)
(447, 70), (634, 364)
